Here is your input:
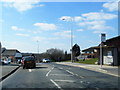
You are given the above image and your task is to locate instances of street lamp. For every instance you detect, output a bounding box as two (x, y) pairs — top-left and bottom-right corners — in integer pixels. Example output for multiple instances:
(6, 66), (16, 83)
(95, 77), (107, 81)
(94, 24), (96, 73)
(37, 40), (39, 54)
(62, 17), (74, 63)
(37, 40), (39, 63)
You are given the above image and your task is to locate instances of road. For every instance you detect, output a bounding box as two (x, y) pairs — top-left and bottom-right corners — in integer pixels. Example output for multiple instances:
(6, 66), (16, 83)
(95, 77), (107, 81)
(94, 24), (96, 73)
(1, 63), (119, 89)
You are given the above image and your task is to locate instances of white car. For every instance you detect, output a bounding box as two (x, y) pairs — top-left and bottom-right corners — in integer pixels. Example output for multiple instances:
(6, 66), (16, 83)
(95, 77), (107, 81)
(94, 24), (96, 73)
(42, 59), (50, 63)
(3, 60), (11, 65)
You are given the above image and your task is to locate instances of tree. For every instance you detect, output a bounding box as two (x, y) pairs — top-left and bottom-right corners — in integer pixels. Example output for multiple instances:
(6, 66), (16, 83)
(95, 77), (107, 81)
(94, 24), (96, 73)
(72, 44), (81, 61)
(46, 48), (64, 62)
(72, 44), (81, 56)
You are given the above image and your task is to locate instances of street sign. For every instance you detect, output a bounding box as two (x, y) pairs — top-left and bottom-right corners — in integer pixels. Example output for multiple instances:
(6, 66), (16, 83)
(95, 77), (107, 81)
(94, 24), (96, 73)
(101, 33), (106, 42)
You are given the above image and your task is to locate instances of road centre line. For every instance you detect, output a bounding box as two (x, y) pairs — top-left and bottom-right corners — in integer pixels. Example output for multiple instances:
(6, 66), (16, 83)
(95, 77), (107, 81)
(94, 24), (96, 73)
(59, 68), (63, 70)
(50, 79), (62, 89)
(46, 70), (51, 77)
(46, 66), (54, 77)
(66, 70), (74, 75)
(50, 74), (73, 76)
(52, 67), (54, 70)
(80, 76), (84, 78)
(54, 79), (75, 83)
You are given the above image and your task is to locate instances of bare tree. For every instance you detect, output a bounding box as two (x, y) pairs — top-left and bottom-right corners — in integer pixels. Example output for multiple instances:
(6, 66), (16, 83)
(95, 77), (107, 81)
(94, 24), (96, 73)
(46, 48), (64, 62)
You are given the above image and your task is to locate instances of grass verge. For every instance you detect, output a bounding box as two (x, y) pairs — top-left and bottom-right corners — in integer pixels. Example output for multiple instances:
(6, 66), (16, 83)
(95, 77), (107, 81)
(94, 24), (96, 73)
(62, 58), (98, 64)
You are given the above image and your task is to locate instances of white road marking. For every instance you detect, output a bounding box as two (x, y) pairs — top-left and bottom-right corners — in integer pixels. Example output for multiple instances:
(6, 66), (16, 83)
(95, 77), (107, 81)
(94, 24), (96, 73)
(46, 70), (51, 77)
(50, 79), (62, 89)
(28, 69), (32, 72)
(54, 80), (75, 83)
(52, 67), (54, 70)
(66, 70), (74, 75)
(59, 68), (63, 70)
(46, 66), (54, 77)
(75, 74), (78, 76)
(80, 76), (84, 78)
(50, 74), (73, 76)
(80, 81), (83, 83)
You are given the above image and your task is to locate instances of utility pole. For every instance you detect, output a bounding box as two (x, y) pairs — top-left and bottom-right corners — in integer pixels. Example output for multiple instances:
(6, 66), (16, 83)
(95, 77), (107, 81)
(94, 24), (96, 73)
(100, 33), (106, 68)
(37, 40), (39, 63)
(62, 17), (74, 63)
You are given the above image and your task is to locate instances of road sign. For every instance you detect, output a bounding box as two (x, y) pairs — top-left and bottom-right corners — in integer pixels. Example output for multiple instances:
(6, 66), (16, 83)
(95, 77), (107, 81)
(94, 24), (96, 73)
(101, 33), (106, 42)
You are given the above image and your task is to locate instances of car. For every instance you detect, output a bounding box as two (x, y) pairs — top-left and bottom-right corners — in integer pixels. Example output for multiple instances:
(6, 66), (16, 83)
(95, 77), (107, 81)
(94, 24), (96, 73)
(42, 58), (51, 63)
(1, 59), (11, 65)
(22, 56), (36, 69)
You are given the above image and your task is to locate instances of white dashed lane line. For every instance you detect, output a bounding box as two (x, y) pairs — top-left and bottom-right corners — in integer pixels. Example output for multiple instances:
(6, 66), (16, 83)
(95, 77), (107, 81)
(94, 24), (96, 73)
(54, 79), (75, 83)
(50, 74), (73, 76)
(66, 70), (74, 75)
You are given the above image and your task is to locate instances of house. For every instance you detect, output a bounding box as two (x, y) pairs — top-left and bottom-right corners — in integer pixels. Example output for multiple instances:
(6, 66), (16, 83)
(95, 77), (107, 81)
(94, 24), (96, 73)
(82, 46), (98, 59)
(82, 36), (120, 66)
(103, 36), (120, 65)
(2, 49), (22, 63)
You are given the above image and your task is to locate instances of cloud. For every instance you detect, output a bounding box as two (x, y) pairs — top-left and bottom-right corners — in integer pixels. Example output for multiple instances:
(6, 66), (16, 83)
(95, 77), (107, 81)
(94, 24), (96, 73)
(11, 26), (24, 31)
(103, 0), (119, 12)
(93, 30), (107, 34)
(59, 16), (83, 22)
(76, 29), (84, 32)
(89, 25), (113, 30)
(78, 20), (113, 32)
(59, 16), (73, 21)
(54, 30), (75, 38)
(32, 36), (46, 41)
(34, 23), (57, 31)
(32, 36), (59, 42)
(16, 33), (29, 37)
(1, 0), (42, 12)
(81, 12), (117, 20)
(78, 20), (105, 26)
(74, 16), (84, 22)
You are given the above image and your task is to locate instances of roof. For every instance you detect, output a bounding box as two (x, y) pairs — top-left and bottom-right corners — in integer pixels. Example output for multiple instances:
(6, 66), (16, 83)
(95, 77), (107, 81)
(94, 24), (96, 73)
(2, 49), (20, 56)
(106, 36), (120, 42)
(82, 36), (120, 52)
(82, 46), (115, 52)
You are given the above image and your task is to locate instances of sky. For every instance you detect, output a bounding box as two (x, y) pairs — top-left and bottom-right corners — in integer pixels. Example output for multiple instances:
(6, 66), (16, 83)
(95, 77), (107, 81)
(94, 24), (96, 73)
(0, 0), (119, 53)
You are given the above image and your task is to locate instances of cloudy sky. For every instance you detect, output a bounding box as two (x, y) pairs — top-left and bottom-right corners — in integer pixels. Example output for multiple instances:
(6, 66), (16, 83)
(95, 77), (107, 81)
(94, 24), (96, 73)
(0, 0), (119, 53)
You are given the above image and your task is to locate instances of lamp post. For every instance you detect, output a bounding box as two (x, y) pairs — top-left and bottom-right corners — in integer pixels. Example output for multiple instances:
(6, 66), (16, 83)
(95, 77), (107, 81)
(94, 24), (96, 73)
(37, 40), (39, 63)
(37, 40), (39, 54)
(62, 17), (73, 63)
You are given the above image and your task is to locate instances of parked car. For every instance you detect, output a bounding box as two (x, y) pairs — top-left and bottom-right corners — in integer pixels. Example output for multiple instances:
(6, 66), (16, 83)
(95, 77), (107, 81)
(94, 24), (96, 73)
(42, 58), (51, 63)
(0, 59), (2, 65)
(17, 59), (22, 64)
(22, 56), (36, 69)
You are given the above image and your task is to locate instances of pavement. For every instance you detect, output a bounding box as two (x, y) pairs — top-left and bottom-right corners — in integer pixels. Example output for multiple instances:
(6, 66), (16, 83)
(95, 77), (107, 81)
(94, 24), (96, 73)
(0, 63), (20, 81)
(55, 62), (120, 77)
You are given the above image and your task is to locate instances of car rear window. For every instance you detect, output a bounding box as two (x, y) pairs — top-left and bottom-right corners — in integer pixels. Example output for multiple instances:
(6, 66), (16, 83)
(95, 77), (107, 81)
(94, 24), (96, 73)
(24, 57), (35, 61)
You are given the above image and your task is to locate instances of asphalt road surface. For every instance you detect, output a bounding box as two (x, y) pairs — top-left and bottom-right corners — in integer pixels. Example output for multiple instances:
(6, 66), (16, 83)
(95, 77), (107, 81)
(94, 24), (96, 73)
(1, 63), (119, 89)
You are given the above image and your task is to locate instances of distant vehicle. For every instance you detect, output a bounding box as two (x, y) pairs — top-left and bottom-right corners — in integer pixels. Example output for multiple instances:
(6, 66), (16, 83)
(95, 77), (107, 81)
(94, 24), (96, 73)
(2, 60), (10, 65)
(42, 58), (51, 63)
(17, 59), (22, 64)
(22, 56), (36, 69)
